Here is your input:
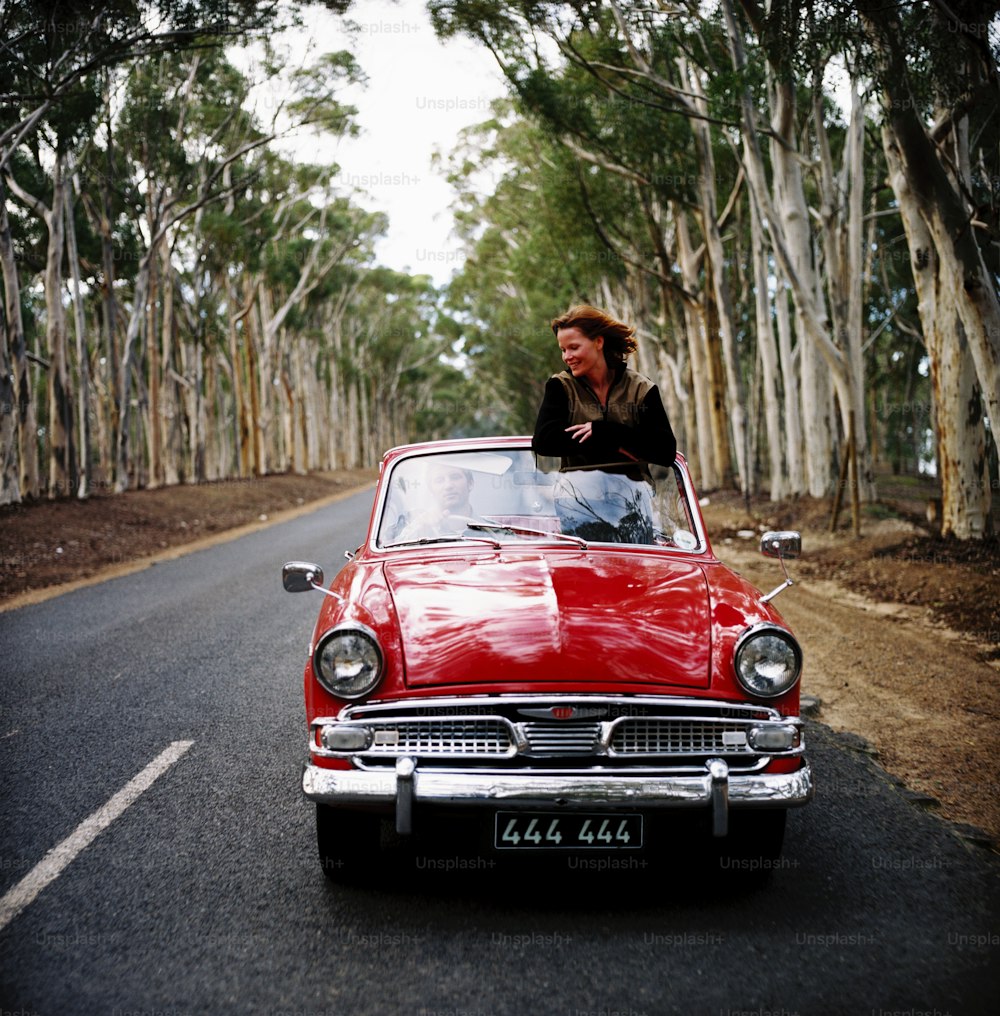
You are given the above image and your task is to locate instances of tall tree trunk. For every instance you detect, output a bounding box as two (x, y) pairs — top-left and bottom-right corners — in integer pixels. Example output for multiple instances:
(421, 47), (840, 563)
(7, 156), (78, 494)
(769, 81), (832, 497)
(296, 339), (311, 472)
(43, 155), (75, 496)
(146, 226), (162, 488)
(329, 316), (345, 470)
(188, 339), (207, 482)
(226, 280), (250, 477)
(689, 66), (748, 491)
(674, 210), (719, 489)
(65, 173), (91, 498)
(281, 359), (297, 474)
(245, 316), (262, 476)
(883, 129), (991, 538)
(725, 0), (861, 497)
(358, 370), (372, 467)
(159, 250), (182, 485)
(703, 288), (734, 488)
(813, 81), (877, 501)
(346, 370), (360, 469)
(0, 268), (18, 504)
(774, 281), (804, 494)
(115, 259), (151, 492)
(858, 0), (1000, 486)
(749, 197), (786, 500)
(0, 176), (37, 501)
(100, 83), (120, 470)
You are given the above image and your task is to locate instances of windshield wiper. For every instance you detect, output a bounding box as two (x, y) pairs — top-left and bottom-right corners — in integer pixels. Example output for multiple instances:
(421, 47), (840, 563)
(469, 520), (587, 548)
(384, 534), (502, 549)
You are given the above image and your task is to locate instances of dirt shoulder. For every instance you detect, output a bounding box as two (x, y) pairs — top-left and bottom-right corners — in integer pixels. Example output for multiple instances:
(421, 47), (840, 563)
(2, 469), (998, 844)
(702, 489), (999, 847)
(0, 470), (376, 608)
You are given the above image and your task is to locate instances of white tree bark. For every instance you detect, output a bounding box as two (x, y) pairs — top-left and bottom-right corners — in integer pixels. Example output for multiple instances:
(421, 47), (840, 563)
(813, 81), (877, 501)
(686, 64), (749, 492)
(722, 0), (870, 498)
(773, 272), (804, 494)
(857, 0), (1000, 489)
(675, 209), (720, 489)
(64, 172), (91, 498)
(8, 156), (76, 496)
(749, 197), (786, 500)
(0, 175), (36, 502)
(883, 128), (991, 538)
(769, 79), (832, 497)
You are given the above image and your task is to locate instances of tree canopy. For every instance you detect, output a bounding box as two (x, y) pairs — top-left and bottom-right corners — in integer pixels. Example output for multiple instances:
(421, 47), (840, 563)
(1, 0), (997, 540)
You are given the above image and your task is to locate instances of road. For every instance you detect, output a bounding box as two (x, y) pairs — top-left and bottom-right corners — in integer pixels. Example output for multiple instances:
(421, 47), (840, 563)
(1, 489), (997, 1016)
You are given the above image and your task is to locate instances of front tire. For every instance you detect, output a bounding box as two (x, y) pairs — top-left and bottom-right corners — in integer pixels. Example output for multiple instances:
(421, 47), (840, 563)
(315, 804), (381, 881)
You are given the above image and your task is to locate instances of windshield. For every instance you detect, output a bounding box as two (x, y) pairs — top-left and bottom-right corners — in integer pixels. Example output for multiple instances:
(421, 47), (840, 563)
(376, 449), (701, 551)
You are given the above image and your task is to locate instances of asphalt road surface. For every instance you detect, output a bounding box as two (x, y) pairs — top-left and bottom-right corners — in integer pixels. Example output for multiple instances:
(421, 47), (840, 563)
(1, 489), (997, 1016)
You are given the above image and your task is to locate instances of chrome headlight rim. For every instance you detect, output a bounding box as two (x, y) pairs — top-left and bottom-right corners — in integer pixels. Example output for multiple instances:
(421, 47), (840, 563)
(733, 623), (802, 699)
(312, 622), (384, 700)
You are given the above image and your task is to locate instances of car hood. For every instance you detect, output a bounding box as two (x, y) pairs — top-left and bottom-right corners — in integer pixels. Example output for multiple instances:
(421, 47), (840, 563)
(383, 552), (711, 689)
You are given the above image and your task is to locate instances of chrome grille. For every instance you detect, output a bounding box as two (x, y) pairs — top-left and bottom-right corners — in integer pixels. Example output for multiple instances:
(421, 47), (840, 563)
(521, 721), (602, 756)
(611, 719), (752, 755)
(323, 695), (791, 767)
(364, 719), (514, 756)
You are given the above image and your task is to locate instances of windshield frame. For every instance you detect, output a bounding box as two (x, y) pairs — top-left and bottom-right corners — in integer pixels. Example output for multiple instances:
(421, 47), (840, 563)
(368, 443), (709, 556)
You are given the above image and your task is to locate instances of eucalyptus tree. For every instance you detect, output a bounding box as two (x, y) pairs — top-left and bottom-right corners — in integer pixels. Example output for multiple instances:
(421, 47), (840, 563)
(109, 48), (269, 489)
(443, 110), (641, 439)
(4, 85), (101, 499)
(862, 197), (931, 478)
(0, 0), (292, 172)
(334, 266), (452, 463)
(428, 1), (951, 508)
(0, 0), (287, 501)
(431, 1), (759, 490)
(251, 190), (387, 474)
(0, 174), (37, 503)
(852, 0), (1000, 538)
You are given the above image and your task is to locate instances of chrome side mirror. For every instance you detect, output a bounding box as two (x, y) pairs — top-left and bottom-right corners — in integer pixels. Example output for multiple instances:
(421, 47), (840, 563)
(282, 561), (324, 593)
(759, 531), (801, 602)
(760, 531), (801, 560)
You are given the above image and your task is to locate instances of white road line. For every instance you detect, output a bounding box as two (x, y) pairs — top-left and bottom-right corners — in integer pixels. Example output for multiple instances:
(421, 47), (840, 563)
(0, 739), (194, 932)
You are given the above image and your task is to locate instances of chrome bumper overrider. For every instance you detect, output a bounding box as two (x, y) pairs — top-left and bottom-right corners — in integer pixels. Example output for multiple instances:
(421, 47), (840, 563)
(301, 758), (814, 838)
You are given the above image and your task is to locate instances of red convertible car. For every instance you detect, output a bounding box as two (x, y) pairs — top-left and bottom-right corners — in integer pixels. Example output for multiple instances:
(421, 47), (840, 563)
(283, 436), (812, 877)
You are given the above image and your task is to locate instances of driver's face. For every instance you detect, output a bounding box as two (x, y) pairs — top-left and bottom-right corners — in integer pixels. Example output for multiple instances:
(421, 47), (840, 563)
(430, 466), (471, 509)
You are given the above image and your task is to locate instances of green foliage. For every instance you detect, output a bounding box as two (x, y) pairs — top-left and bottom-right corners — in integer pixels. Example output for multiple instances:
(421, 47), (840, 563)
(442, 112), (630, 432)
(286, 50), (364, 137)
(429, 0), (988, 494)
(6, 0), (994, 492)
(0, 1), (293, 153)
(0, 0), (488, 489)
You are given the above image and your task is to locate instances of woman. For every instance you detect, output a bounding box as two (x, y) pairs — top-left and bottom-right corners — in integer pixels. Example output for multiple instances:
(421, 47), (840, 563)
(532, 304), (676, 468)
(531, 304), (676, 541)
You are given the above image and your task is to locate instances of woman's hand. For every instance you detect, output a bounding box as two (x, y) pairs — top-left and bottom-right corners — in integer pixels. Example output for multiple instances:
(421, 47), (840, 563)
(565, 422), (593, 443)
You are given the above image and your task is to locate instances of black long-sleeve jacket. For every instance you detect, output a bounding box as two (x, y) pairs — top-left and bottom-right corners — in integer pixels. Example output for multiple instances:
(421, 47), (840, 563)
(531, 365), (676, 469)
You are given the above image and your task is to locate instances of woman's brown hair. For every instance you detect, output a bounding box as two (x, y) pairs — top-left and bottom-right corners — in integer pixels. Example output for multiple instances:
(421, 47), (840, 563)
(550, 304), (638, 368)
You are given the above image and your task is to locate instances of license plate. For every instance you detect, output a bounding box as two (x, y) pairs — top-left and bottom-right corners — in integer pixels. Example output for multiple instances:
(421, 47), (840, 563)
(494, 812), (643, 850)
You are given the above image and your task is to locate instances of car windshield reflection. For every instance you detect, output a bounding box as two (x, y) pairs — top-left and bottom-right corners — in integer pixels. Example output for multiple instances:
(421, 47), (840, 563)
(377, 449), (701, 551)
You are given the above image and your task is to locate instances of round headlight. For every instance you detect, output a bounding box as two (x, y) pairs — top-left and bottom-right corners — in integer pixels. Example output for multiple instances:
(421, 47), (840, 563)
(313, 625), (383, 699)
(734, 626), (802, 698)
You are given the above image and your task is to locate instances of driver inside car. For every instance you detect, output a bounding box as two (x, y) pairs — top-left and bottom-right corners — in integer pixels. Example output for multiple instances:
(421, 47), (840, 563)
(395, 462), (480, 542)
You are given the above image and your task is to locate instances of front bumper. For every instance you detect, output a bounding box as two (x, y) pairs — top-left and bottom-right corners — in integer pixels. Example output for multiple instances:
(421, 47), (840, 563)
(302, 758), (813, 838)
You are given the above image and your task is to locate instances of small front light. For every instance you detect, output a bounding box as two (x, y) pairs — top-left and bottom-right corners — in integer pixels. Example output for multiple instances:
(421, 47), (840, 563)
(313, 625), (384, 699)
(748, 724), (800, 751)
(734, 626), (802, 698)
(321, 725), (372, 751)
